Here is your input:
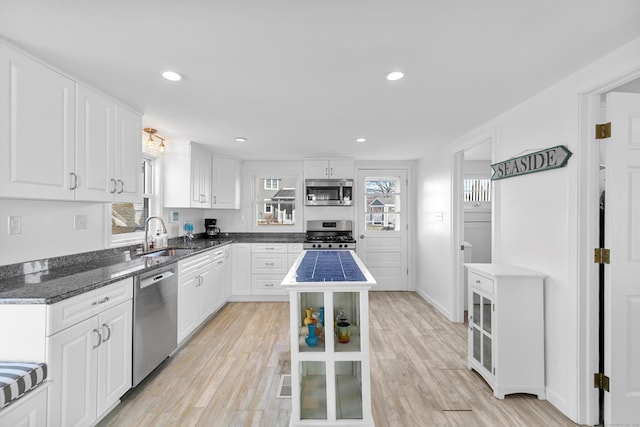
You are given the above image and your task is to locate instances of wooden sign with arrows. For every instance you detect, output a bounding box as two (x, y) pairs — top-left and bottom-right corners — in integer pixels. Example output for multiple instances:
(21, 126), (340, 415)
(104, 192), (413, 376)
(491, 145), (572, 181)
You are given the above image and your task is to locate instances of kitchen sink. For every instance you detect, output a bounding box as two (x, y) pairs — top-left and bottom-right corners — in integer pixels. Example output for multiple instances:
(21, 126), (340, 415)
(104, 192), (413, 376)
(143, 248), (196, 258)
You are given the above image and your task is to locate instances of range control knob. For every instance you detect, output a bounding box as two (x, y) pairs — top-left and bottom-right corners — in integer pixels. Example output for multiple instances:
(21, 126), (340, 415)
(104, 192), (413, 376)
(328, 244), (333, 248)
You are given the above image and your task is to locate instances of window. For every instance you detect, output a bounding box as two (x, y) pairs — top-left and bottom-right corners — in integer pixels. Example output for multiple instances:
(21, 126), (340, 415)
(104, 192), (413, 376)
(111, 158), (153, 242)
(364, 176), (401, 231)
(264, 178), (279, 190)
(464, 178), (491, 205)
(254, 176), (297, 227)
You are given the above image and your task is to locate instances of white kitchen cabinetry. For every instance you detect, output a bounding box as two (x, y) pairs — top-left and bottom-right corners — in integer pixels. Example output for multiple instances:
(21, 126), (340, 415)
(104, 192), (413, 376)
(0, 383), (48, 427)
(305, 159), (354, 179)
(164, 142), (241, 209)
(0, 43), (76, 200)
(465, 263), (546, 399)
(76, 84), (141, 202)
(251, 243), (288, 295)
(231, 243), (252, 296)
(0, 42), (141, 203)
(211, 156), (241, 209)
(47, 279), (133, 427)
(178, 251), (213, 343)
(211, 245), (231, 310)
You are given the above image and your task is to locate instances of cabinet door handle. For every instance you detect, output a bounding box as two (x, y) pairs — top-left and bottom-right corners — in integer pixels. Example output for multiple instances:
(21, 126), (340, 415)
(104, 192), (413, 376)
(325, 167), (329, 177)
(92, 328), (102, 349)
(330, 167), (333, 176)
(110, 178), (117, 194)
(213, 195), (217, 205)
(69, 172), (78, 190)
(102, 323), (111, 342)
(117, 179), (124, 194)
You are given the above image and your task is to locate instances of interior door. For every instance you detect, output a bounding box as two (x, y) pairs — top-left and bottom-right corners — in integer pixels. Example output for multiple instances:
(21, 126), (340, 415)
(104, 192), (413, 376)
(604, 92), (640, 425)
(356, 169), (408, 291)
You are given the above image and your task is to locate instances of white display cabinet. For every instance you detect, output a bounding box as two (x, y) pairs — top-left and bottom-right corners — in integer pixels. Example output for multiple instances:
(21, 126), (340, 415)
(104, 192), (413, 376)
(282, 251), (375, 426)
(465, 263), (546, 400)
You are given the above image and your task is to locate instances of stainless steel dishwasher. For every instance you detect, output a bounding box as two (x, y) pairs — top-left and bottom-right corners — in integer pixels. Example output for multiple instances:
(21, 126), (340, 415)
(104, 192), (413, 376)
(133, 263), (178, 386)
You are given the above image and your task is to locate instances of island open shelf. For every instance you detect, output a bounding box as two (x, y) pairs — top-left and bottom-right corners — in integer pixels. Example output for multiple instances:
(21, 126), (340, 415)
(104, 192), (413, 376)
(282, 250), (376, 427)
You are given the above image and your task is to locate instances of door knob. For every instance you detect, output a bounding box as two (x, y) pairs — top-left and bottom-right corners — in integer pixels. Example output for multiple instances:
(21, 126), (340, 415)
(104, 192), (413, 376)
(359, 234), (365, 239)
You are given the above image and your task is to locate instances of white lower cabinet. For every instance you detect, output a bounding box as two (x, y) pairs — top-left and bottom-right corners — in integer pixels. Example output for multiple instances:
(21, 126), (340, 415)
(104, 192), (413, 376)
(250, 243), (302, 296)
(211, 246), (231, 310)
(178, 245), (231, 344)
(231, 243), (251, 296)
(465, 263), (546, 399)
(178, 251), (213, 343)
(46, 279), (133, 427)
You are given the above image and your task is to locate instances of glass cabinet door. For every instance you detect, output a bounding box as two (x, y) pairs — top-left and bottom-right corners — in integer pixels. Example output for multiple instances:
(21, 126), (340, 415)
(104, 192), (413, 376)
(471, 291), (493, 374)
(300, 361), (327, 420)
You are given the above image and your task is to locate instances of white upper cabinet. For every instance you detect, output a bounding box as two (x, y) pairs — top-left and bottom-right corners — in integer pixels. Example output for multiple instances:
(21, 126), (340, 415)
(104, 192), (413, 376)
(0, 42), (142, 202)
(304, 159), (354, 179)
(113, 104), (141, 202)
(0, 43), (76, 200)
(211, 156), (241, 209)
(165, 141), (241, 209)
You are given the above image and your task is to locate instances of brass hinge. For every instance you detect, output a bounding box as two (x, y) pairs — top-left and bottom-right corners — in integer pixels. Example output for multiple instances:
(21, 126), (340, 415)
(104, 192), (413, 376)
(594, 373), (610, 392)
(595, 122), (611, 139)
(594, 248), (611, 264)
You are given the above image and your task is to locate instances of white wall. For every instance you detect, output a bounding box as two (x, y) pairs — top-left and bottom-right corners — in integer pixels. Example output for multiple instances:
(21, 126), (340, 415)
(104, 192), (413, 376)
(415, 36), (640, 423)
(0, 199), (106, 265)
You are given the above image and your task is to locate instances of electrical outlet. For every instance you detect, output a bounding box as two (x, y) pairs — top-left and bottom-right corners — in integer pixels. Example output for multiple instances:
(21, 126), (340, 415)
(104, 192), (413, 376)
(8, 216), (21, 235)
(74, 214), (87, 230)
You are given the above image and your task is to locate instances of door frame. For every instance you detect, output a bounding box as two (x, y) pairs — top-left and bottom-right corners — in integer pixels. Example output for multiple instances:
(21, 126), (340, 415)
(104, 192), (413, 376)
(354, 161), (414, 290)
(575, 64), (640, 425)
(451, 132), (497, 323)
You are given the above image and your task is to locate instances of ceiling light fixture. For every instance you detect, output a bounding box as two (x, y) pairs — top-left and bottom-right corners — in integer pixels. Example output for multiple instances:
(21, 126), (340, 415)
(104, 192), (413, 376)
(235, 137), (247, 142)
(143, 127), (168, 153)
(386, 71), (404, 81)
(356, 138), (367, 143)
(162, 71), (182, 81)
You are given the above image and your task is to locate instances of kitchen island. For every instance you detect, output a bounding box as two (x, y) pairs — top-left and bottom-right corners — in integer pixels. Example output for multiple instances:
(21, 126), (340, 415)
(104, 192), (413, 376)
(281, 250), (376, 427)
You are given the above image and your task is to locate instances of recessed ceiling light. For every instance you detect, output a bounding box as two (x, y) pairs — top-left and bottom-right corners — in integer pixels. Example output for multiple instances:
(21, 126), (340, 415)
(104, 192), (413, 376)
(356, 138), (367, 143)
(162, 71), (182, 81)
(386, 71), (404, 81)
(235, 137), (247, 142)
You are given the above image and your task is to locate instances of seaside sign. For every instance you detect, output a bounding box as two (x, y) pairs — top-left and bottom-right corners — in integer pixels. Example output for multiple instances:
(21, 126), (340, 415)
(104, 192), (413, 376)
(491, 145), (572, 181)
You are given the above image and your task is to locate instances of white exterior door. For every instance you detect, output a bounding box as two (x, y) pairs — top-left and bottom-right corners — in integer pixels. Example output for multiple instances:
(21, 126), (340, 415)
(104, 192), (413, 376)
(356, 169), (408, 291)
(604, 92), (640, 425)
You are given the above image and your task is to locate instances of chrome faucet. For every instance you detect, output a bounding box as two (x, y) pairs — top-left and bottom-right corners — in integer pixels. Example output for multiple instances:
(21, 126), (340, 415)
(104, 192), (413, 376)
(144, 215), (168, 252)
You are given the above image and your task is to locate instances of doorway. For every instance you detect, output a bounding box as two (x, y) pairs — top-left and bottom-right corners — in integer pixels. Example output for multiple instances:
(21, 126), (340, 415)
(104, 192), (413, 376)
(453, 137), (495, 323)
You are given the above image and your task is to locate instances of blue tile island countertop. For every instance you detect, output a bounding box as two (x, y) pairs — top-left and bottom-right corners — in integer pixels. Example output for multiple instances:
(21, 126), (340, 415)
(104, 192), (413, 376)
(281, 250), (376, 289)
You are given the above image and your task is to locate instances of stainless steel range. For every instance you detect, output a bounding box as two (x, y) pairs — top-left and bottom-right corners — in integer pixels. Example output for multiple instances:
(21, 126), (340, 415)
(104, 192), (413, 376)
(304, 220), (356, 249)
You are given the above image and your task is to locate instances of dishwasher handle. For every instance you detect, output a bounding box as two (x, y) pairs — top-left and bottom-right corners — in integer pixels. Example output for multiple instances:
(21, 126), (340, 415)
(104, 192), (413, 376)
(139, 270), (176, 289)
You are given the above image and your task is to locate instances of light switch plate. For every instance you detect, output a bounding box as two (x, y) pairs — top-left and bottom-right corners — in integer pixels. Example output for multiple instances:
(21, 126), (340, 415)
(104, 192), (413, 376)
(74, 214), (87, 230)
(8, 216), (21, 235)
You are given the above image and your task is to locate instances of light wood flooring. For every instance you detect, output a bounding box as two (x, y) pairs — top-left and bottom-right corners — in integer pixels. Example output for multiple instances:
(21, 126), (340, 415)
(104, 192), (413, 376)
(99, 292), (578, 427)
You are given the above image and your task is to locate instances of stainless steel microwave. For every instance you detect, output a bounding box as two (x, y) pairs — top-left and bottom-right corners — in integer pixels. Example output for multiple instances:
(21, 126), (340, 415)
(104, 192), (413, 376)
(305, 179), (353, 206)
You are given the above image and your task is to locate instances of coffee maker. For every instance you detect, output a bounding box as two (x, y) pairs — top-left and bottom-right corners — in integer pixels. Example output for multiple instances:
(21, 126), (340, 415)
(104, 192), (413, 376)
(204, 218), (220, 238)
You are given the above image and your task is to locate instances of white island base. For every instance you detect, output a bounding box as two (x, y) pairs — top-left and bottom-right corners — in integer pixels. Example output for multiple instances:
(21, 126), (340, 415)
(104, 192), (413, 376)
(282, 250), (376, 426)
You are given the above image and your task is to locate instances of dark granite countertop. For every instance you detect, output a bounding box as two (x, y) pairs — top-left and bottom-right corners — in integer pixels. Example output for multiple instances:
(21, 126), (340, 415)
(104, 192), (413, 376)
(0, 233), (304, 305)
(0, 240), (232, 305)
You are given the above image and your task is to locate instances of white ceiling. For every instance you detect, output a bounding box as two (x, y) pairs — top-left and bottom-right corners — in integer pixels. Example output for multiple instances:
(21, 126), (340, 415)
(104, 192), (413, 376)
(2, 1), (640, 161)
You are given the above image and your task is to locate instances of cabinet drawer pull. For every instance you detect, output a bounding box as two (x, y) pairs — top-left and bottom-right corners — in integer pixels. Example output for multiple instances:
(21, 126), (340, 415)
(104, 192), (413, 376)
(475, 280), (481, 284)
(92, 328), (102, 349)
(92, 296), (110, 306)
(264, 262), (275, 266)
(102, 323), (111, 342)
(265, 283), (274, 287)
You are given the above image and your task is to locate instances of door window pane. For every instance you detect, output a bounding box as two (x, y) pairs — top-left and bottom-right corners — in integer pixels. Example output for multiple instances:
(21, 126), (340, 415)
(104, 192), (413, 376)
(364, 176), (401, 231)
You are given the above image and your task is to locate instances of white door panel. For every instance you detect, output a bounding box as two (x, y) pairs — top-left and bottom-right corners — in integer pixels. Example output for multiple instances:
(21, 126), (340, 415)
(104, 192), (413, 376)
(604, 92), (640, 425)
(357, 169), (408, 291)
